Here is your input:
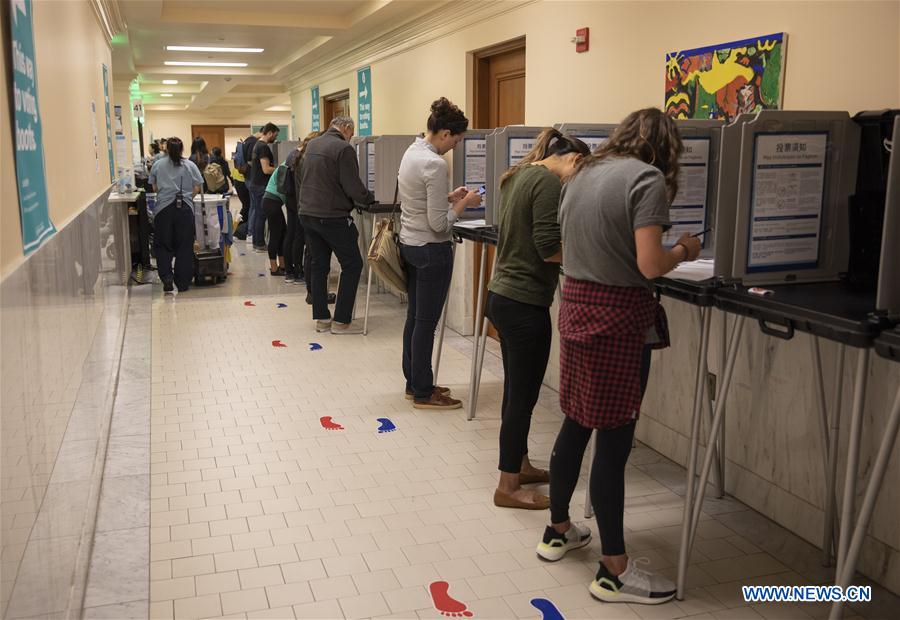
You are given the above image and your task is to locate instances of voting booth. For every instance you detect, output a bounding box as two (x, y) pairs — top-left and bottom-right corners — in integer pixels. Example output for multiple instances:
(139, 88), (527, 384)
(730, 111), (861, 286)
(554, 122), (617, 153)
(485, 126), (543, 226)
(271, 140), (299, 165)
(373, 135), (416, 205)
(876, 116), (900, 315)
(351, 136), (378, 194)
(452, 129), (492, 220)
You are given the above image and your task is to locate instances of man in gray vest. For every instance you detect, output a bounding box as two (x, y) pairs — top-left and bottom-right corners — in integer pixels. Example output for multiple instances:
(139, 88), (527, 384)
(298, 116), (375, 334)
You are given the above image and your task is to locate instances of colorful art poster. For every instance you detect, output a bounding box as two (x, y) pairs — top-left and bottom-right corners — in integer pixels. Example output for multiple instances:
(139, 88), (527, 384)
(665, 33), (787, 122)
(357, 67), (372, 136)
(311, 86), (320, 131)
(9, 0), (56, 254)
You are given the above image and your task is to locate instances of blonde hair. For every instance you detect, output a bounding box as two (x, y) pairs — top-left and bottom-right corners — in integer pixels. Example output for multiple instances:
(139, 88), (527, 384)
(579, 108), (683, 202)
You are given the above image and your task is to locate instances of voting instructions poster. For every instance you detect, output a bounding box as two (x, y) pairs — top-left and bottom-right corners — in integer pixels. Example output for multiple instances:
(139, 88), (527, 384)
(366, 142), (375, 191)
(574, 135), (608, 154)
(664, 138), (710, 246)
(508, 137), (536, 166)
(464, 137), (486, 210)
(748, 133), (827, 271)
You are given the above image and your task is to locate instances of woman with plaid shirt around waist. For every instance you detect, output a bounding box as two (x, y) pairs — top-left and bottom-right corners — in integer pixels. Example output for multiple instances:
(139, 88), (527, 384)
(535, 109), (702, 606)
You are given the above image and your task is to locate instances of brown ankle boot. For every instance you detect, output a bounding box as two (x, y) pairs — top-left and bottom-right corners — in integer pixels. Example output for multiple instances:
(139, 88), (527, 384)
(413, 388), (462, 410)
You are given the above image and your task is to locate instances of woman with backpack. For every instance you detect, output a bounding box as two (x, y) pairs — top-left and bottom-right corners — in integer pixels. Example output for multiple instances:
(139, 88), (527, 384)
(208, 147), (232, 194)
(261, 157), (289, 274)
(190, 137), (211, 192)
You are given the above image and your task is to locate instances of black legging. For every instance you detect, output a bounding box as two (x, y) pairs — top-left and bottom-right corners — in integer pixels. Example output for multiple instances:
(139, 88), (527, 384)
(549, 346), (652, 557)
(262, 195), (286, 261)
(284, 207), (305, 278)
(486, 292), (552, 473)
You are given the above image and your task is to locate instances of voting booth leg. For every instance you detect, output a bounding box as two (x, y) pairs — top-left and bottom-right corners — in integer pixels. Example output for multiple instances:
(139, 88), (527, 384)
(813, 338), (843, 566)
(825, 344), (847, 568)
(468, 243), (489, 419)
(584, 430), (596, 519)
(433, 248), (454, 384)
(676, 308), (713, 600)
(714, 311), (728, 498)
(677, 315), (745, 600)
(469, 251), (498, 421)
(363, 261), (374, 335)
(835, 349), (870, 576)
(829, 386), (900, 620)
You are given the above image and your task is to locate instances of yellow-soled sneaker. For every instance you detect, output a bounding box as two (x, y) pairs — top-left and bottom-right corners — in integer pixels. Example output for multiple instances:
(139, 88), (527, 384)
(589, 558), (676, 605)
(536, 523), (591, 562)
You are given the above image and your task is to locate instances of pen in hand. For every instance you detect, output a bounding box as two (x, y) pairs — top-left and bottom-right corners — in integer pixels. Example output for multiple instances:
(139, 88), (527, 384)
(691, 227), (713, 238)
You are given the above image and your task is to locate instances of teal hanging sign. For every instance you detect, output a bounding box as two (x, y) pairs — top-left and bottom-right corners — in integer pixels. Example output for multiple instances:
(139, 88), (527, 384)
(102, 64), (114, 182)
(9, 0), (55, 254)
(357, 67), (372, 136)
(311, 86), (320, 131)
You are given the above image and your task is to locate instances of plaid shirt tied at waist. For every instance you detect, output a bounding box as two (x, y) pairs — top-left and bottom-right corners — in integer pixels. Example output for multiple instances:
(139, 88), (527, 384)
(558, 277), (670, 430)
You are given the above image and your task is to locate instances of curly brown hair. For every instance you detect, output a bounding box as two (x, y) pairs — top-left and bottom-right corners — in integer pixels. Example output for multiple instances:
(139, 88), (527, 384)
(578, 108), (683, 202)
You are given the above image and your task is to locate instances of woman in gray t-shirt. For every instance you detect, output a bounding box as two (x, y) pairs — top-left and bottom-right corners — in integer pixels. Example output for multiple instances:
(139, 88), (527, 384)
(536, 109), (701, 606)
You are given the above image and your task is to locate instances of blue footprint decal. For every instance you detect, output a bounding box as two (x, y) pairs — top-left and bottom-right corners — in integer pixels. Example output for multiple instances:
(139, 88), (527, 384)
(309, 343), (323, 351)
(376, 418), (397, 433)
(258, 273), (266, 277)
(531, 598), (564, 620)
(276, 303), (287, 308)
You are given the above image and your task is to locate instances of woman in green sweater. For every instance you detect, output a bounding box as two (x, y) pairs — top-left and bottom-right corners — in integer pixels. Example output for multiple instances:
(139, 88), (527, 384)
(486, 128), (590, 510)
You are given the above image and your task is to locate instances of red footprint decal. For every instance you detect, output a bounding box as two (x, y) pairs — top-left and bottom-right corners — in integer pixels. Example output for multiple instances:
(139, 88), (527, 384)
(244, 300), (255, 306)
(271, 340), (287, 348)
(320, 416), (344, 431)
(429, 581), (473, 618)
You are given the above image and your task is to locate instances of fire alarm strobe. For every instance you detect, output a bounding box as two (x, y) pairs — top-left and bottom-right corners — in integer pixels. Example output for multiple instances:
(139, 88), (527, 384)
(572, 27), (589, 53)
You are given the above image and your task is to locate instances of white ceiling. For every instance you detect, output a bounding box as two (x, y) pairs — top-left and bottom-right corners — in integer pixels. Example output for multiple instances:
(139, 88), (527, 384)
(113, 0), (445, 117)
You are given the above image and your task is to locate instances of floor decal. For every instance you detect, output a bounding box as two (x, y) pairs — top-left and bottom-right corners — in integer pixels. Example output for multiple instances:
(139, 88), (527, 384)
(530, 598), (564, 620)
(376, 418), (397, 433)
(276, 303), (287, 308)
(429, 581), (473, 618)
(244, 301), (256, 306)
(319, 416), (344, 431)
(271, 340), (287, 348)
(309, 343), (323, 351)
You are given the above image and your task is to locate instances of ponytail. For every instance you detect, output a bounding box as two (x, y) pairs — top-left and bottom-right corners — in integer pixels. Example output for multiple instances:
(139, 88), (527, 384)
(167, 137), (184, 166)
(500, 128), (590, 187)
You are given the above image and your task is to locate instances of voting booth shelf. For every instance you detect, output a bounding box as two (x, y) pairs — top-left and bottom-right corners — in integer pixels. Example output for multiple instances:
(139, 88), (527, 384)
(451, 129), (493, 220)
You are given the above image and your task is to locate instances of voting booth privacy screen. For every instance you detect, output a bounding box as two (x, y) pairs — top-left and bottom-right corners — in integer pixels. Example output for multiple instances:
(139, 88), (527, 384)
(452, 129), (492, 220)
(486, 126), (544, 226)
(374, 135), (416, 205)
(351, 136), (378, 193)
(876, 117), (900, 315)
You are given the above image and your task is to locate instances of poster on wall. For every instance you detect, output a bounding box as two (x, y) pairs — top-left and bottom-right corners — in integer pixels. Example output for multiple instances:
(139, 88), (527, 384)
(357, 67), (372, 136)
(665, 33), (787, 122)
(8, 0), (56, 254)
(311, 86), (320, 131)
(102, 64), (114, 181)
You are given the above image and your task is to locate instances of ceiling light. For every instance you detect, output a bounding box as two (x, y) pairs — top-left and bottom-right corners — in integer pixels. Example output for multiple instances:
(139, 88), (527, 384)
(160, 93), (173, 97)
(162, 79), (178, 85)
(166, 45), (263, 53)
(165, 61), (248, 67)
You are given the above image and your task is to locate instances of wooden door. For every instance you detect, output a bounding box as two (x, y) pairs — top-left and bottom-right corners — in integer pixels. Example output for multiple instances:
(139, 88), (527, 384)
(472, 39), (525, 338)
(191, 125), (226, 152)
(324, 91), (351, 127)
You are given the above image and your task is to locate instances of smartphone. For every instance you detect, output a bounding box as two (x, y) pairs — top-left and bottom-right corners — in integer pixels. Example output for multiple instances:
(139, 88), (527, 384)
(477, 185), (486, 195)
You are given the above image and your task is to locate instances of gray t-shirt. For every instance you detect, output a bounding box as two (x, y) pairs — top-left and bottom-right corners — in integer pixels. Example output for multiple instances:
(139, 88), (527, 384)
(560, 157), (670, 289)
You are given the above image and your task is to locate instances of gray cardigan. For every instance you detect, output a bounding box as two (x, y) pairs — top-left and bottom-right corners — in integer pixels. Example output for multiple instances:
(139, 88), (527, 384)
(398, 137), (458, 246)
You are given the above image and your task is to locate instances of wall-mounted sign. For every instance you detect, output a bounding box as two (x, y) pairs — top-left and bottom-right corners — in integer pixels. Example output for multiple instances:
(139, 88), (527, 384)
(9, 0), (56, 254)
(357, 67), (372, 136)
(132, 98), (144, 122)
(311, 86), (320, 131)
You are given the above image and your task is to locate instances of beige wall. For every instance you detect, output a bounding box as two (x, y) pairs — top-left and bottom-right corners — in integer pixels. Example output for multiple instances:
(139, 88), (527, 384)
(143, 112), (292, 152)
(1, 0), (113, 278)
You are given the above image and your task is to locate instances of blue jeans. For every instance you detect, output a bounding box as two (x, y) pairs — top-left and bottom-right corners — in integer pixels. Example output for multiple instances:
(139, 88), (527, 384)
(400, 242), (454, 400)
(248, 184), (266, 248)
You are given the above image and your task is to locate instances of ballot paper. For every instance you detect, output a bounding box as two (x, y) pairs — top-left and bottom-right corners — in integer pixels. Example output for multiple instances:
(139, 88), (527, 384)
(668, 259), (716, 282)
(454, 219), (487, 229)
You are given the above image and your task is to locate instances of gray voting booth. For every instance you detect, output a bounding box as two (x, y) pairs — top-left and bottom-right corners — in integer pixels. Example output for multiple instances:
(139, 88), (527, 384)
(876, 118), (900, 314)
(673, 120), (724, 259)
(270, 140), (299, 165)
(351, 136), (378, 193)
(485, 126), (544, 225)
(451, 129), (492, 219)
(373, 135), (416, 205)
(730, 111), (861, 285)
(554, 122), (617, 154)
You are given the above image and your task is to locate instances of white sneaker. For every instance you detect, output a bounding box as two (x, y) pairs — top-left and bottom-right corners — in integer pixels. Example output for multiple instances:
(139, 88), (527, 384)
(331, 321), (364, 335)
(536, 523), (592, 561)
(589, 558), (676, 605)
(316, 320), (332, 333)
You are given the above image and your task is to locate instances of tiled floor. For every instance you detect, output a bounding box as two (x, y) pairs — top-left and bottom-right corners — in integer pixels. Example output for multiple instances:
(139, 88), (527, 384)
(129, 235), (897, 620)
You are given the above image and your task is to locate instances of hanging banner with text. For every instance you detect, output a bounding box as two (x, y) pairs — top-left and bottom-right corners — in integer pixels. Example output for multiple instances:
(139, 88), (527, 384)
(102, 64), (114, 181)
(8, 0), (55, 254)
(356, 67), (372, 136)
(311, 86), (320, 131)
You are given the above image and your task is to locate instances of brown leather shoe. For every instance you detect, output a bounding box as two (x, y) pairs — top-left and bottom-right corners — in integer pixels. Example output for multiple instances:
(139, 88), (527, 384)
(519, 469), (550, 485)
(493, 488), (550, 510)
(405, 386), (451, 400)
(413, 388), (462, 410)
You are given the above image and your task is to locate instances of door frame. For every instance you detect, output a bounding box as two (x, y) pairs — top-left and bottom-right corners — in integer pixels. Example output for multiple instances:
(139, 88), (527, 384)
(190, 124), (251, 151)
(470, 36), (526, 129)
(323, 89), (351, 127)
